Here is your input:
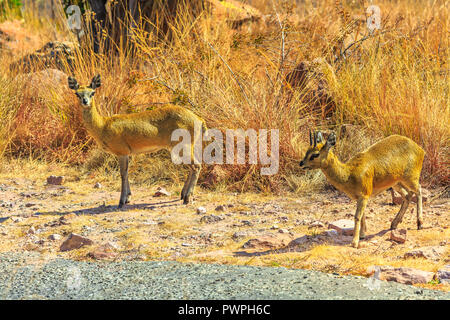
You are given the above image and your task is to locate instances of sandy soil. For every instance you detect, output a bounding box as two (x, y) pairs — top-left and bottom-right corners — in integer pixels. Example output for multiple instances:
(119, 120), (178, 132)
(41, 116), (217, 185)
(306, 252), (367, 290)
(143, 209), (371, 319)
(0, 163), (448, 292)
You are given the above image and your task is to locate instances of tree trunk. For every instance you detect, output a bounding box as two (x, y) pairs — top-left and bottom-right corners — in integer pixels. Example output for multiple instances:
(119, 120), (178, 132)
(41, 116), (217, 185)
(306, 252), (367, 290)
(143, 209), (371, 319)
(87, 0), (204, 53)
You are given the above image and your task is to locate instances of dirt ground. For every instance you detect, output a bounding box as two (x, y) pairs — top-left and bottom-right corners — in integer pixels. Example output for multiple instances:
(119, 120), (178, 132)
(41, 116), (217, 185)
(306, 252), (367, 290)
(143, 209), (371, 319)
(0, 160), (448, 292)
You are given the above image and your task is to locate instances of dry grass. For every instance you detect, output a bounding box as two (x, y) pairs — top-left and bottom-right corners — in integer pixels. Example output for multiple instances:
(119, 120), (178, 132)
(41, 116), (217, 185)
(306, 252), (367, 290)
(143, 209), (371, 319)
(0, 0), (450, 192)
(0, 0), (448, 193)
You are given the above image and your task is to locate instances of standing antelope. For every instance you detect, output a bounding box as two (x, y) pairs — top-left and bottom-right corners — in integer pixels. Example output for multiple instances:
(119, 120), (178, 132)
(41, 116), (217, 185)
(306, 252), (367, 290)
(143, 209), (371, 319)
(299, 131), (425, 248)
(68, 74), (206, 208)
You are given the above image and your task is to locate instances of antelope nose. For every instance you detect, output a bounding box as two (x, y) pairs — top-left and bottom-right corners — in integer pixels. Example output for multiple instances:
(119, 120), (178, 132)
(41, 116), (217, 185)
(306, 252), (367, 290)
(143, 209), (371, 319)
(299, 160), (304, 167)
(82, 98), (88, 105)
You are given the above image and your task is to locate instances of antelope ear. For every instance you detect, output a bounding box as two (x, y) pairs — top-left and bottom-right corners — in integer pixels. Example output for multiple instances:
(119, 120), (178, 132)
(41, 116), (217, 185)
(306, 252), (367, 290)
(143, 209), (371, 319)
(68, 76), (79, 90)
(90, 74), (101, 89)
(324, 132), (336, 151)
(316, 131), (324, 143)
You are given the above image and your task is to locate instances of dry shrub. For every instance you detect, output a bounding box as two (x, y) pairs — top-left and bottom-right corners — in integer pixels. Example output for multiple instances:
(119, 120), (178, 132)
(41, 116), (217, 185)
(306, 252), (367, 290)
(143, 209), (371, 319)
(0, 0), (448, 193)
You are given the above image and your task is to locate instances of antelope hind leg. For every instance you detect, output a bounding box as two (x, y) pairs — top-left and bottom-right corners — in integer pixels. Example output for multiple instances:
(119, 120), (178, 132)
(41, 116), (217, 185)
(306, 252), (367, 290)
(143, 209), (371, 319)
(118, 155), (130, 208)
(181, 169), (193, 200)
(416, 184), (423, 229)
(360, 213), (367, 239)
(183, 164), (201, 204)
(390, 185), (411, 230)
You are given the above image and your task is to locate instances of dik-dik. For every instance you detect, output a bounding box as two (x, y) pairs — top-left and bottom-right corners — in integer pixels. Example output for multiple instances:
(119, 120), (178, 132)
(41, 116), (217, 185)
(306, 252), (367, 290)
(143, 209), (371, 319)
(68, 74), (206, 208)
(299, 131), (425, 248)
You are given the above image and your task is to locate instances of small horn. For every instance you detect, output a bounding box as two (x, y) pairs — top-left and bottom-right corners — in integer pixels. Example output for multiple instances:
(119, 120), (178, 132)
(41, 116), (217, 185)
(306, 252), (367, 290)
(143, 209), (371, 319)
(313, 131), (317, 147)
(309, 130), (312, 146)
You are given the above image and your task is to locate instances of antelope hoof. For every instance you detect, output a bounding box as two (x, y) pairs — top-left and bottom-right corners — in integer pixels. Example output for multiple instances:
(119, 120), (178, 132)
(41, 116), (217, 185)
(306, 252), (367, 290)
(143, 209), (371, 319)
(351, 240), (359, 248)
(390, 222), (398, 230)
(183, 192), (193, 205)
(417, 221), (423, 230)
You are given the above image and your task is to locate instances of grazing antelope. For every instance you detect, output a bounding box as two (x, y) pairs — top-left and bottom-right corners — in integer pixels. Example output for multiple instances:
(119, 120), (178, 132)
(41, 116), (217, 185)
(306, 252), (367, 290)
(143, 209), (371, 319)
(68, 74), (206, 208)
(299, 131), (425, 248)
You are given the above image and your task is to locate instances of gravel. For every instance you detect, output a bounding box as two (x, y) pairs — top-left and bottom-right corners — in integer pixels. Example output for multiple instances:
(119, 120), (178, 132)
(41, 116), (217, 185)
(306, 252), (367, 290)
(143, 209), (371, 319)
(0, 252), (448, 300)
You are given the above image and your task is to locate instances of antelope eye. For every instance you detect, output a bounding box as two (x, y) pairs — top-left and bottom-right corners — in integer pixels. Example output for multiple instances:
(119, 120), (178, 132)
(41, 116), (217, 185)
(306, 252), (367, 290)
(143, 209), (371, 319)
(309, 153), (319, 160)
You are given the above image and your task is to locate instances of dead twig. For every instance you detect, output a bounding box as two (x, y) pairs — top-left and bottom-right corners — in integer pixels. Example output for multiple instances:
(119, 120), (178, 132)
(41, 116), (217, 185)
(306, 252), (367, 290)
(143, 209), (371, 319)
(206, 41), (251, 106)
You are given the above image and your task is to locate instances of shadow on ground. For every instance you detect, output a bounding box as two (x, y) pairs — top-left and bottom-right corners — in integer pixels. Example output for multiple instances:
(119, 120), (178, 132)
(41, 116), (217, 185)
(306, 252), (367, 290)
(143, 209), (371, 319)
(33, 199), (181, 216)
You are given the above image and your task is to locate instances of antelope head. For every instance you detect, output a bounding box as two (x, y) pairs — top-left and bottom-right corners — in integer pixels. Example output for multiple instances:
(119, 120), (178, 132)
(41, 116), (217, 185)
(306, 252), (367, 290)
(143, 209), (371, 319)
(299, 130), (336, 169)
(68, 74), (101, 108)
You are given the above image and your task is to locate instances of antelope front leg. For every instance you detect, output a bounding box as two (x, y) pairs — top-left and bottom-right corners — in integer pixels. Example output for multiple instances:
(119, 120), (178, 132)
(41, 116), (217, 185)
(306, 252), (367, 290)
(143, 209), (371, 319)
(118, 155), (130, 208)
(352, 197), (368, 248)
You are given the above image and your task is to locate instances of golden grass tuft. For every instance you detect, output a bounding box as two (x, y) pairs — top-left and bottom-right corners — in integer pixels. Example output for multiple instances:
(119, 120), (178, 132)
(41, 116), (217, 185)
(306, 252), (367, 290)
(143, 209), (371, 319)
(0, 0), (448, 193)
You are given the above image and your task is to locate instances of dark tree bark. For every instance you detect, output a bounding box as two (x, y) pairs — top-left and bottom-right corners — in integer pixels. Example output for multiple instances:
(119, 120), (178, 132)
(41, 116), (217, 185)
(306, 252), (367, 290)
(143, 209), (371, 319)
(86, 0), (205, 53)
(87, 0), (108, 53)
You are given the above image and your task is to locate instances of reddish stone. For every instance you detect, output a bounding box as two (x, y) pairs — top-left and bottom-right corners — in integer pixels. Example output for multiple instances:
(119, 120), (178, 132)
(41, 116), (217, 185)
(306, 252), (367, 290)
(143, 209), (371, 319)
(390, 229), (407, 244)
(367, 266), (434, 285)
(60, 233), (93, 252)
(242, 234), (292, 250)
(328, 219), (354, 236)
(47, 175), (64, 185)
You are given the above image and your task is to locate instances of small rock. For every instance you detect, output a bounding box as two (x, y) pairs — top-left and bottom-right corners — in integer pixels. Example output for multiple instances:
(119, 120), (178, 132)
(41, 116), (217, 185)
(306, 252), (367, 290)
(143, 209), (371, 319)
(241, 220), (252, 226)
(93, 182), (102, 189)
(88, 243), (118, 260)
(324, 229), (338, 237)
(278, 228), (289, 234)
(25, 202), (36, 208)
(270, 224), (279, 230)
(196, 207), (207, 215)
(181, 243), (192, 247)
(154, 187), (171, 197)
(404, 246), (445, 261)
(367, 266), (434, 285)
(309, 221), (325, 228)
(35, 239), (45, 245)
(27, 226), (35, 235)
(391, 188), (431, 204)
(390, 229), (407, 244)
(48, 234), (61, 241)
(215, 205), (226, 211)
(60, 233), (93, 252)
(0, 201), (14, 208)
(436, 265), (450, 284)
(47, 175), (64, 185)
(59, 213), (77, 225)
(288, 235), (309, 246)
(328, 219), (354, 236)
(232, 232), (247, 241)
(242, 233), (292, 250)
(11, 216), (23, 223)
(200, 215), (223, 224)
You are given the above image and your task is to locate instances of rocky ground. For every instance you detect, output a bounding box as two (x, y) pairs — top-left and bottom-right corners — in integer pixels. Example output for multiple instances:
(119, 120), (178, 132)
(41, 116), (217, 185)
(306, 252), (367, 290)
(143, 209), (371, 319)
(1, 252), (449, 299)
(0, 163), (449, 296)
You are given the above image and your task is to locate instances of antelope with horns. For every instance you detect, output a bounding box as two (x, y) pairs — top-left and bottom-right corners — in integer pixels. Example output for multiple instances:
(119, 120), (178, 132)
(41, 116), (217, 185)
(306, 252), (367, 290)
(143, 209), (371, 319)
(299, 131), (425, 248)
(68, 74), (206, 208)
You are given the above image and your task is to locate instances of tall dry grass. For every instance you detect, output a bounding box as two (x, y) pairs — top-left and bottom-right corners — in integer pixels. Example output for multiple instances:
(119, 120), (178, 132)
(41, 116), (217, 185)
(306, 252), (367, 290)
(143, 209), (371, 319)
(0, 0), (448, 193)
